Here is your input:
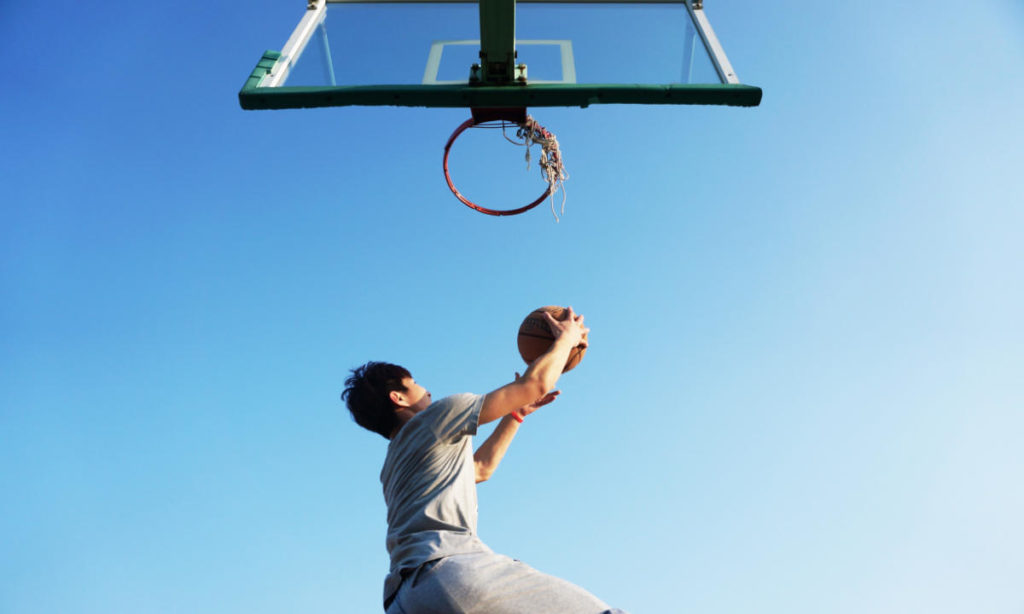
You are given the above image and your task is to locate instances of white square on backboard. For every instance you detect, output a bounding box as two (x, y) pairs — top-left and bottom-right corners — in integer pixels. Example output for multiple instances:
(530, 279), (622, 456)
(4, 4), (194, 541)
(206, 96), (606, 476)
(423, 39), (576, 85)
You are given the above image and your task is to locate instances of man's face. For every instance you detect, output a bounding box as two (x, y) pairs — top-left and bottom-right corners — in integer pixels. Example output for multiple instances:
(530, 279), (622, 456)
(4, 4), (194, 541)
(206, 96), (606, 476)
(399, 377), (432, 413)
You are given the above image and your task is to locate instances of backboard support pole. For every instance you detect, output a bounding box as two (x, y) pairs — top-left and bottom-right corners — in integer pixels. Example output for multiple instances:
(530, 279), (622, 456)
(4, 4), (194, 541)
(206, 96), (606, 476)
(477, 0), (519, 85)
(262, 0), (326, 88)
(684, 0), (740, 84)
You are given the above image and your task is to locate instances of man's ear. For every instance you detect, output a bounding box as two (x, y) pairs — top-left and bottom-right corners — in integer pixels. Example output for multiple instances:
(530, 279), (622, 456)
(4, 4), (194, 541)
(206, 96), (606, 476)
(389, 389), (406, 408)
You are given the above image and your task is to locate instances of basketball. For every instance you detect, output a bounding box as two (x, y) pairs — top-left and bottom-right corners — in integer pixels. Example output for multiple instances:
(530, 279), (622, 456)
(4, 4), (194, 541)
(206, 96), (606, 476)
(517, 306), (588, 372)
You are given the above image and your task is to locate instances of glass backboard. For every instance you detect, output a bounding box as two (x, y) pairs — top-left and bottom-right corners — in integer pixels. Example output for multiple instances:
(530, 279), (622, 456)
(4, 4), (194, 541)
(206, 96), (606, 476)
(239, 0), (761, 110)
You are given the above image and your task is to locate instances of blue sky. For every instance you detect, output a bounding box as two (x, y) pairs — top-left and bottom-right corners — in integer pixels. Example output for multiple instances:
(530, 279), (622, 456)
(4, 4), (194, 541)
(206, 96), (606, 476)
(2, 1), (1023, 613)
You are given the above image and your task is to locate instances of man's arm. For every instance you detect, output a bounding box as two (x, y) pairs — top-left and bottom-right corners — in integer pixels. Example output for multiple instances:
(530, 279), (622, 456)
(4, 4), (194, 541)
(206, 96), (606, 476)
(474, 389), (560, 483)
(474, 415), (520, 483)
(479, 307), (587, 425)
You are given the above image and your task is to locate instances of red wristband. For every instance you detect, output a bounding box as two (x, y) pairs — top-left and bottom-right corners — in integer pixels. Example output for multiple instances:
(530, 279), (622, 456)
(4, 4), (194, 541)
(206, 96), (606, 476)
(511, 411), (524, 423)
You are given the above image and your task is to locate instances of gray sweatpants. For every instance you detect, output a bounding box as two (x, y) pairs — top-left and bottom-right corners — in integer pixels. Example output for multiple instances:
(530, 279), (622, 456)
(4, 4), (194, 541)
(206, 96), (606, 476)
(385, 552), (629, 614)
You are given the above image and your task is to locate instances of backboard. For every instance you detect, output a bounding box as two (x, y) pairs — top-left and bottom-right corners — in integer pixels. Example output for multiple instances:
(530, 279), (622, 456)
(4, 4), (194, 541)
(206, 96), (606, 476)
(239, 0), (761, 110)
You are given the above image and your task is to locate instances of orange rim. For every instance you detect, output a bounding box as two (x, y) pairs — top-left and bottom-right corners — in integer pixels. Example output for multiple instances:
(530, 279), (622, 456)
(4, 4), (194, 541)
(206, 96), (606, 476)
(442, 118), (554, 216)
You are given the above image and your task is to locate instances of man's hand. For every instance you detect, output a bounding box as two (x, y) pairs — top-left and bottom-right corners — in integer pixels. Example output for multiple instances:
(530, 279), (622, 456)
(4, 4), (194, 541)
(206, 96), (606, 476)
(544, 306), (589, 350)
(480, 306), (588, 425)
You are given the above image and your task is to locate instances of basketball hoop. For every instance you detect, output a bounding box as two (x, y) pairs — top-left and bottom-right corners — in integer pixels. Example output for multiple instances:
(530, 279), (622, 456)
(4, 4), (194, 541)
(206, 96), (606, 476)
(442, 109), (568, 218)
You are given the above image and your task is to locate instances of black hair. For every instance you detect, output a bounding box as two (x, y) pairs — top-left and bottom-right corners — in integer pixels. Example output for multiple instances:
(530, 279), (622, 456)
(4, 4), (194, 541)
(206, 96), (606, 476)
(341, 361), (411, 439)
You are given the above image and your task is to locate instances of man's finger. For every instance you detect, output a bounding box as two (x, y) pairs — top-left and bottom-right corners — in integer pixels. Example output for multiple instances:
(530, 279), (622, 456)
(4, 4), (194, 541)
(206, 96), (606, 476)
(543, 311), (560, 329)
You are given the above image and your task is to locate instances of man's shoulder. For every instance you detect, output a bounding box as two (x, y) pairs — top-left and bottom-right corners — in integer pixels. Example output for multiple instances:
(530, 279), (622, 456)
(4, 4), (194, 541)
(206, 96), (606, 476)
(392, 393), (481, 442)
(429, 392), (481, 412)
(419, 393), (484, 440)
(381, 393), (483, 480)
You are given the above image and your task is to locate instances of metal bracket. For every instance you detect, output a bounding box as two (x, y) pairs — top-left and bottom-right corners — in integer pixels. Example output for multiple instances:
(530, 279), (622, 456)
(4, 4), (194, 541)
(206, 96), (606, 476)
(470, 62), (527, 85)
(515, 63), (527, 83)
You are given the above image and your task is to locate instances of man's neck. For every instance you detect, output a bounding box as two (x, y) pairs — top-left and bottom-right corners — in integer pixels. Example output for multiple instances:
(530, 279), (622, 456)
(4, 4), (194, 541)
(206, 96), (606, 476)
(389, 408), (418, 438)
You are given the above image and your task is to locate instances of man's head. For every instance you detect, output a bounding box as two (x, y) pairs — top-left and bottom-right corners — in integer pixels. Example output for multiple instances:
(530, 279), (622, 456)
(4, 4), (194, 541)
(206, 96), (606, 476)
(341, 362), (431, 439)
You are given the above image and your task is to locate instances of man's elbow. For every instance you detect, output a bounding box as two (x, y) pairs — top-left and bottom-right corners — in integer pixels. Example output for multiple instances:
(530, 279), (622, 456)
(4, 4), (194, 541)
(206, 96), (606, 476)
(475, 462), (493, 483)
(520, 377), (547, 403)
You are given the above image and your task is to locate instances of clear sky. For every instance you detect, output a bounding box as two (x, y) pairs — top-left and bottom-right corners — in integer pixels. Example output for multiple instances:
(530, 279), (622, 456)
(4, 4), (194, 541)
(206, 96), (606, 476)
(2, 1), (1023, 613)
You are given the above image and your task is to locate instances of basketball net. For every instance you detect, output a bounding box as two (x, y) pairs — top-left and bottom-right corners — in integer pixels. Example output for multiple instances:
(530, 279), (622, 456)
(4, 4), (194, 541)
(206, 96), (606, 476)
(504, 117), (569, 222)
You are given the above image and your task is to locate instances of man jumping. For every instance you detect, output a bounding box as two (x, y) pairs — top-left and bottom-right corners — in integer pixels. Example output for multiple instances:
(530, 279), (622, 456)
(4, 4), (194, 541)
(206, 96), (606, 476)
(341, 307), (629, 614)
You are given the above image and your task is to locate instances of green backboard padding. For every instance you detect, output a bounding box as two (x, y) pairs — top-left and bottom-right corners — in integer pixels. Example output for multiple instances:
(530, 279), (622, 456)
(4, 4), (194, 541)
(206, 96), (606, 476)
(239, 75), (762, 110)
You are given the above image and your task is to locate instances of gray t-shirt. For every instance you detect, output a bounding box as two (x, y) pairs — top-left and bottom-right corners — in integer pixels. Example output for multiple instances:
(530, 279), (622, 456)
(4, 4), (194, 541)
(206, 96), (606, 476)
(380, 393), (492, 605)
